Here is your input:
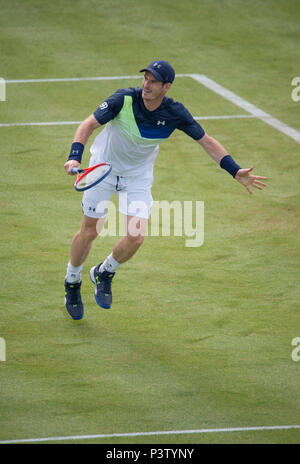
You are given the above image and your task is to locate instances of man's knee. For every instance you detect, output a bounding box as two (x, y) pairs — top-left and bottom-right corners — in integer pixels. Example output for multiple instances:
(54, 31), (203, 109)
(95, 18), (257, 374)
(127, 233), (145, 247)
(80, 217), (99, 242)
(126, 216), (147, 246)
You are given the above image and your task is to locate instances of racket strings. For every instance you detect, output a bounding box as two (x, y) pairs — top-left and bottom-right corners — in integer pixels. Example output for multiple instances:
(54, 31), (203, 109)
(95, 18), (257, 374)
(77, 165), (110, 188)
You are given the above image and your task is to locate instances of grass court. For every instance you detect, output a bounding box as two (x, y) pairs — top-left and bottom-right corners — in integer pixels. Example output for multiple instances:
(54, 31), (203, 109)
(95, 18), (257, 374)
(0, 0), (300, 445)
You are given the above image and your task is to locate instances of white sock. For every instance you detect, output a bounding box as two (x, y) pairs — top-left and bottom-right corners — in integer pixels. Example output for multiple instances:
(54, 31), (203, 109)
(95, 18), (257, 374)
(65, 261), (83, 283)
(100, 253), (120, 273)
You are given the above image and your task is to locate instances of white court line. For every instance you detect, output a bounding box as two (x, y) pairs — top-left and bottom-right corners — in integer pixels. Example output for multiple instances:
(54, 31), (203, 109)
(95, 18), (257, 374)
(5, 74), (191, 84)
(6, 75), (142, 84)
(0, 114), (255, 127)
(0, 425), (299, 444)
(0, 121), (82, 127)
(195, 114), (255, 120)
(191, 74), (300, 143)
(3, 72), (299, 142)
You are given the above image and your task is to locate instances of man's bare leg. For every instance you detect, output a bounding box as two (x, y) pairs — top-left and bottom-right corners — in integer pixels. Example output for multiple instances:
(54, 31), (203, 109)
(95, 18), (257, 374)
(65, 215), (105, 283)
(70, 215), (101, 266)
(90, 215), (148, 309)
(112, 216), (147, 264)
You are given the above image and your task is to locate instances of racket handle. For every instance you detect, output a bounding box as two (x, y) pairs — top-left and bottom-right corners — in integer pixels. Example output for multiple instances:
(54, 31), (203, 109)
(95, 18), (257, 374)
(71, 167), (80, 174)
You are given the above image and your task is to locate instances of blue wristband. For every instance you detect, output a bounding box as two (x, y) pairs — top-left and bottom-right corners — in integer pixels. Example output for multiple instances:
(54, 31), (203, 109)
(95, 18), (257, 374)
(68, 142), (84, 163)
(220, 155), (241, 178)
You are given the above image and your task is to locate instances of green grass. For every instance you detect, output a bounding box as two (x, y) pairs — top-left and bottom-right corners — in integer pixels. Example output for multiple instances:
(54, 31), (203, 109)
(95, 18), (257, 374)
(1, 0), (300, 445)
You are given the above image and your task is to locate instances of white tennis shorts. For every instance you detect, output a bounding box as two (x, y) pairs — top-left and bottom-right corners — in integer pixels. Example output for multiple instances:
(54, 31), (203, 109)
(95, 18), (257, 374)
(82, 173), (153, 219)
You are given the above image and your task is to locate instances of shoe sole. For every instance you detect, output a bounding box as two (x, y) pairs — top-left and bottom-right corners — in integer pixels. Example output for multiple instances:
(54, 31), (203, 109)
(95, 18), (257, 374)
(89, 266), (111, 310)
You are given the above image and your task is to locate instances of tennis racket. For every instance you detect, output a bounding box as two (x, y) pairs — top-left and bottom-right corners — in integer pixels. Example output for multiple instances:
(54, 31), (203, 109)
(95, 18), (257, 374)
(72, 162), (112, 191)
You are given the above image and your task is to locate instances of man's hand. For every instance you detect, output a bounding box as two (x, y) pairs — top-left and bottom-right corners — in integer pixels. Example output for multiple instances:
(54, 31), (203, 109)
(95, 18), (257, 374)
(235, 167), (267, 194)
(64, 159), (81, 175)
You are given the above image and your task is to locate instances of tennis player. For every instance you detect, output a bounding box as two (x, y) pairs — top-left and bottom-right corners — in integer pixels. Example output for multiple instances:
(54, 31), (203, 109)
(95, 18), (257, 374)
(63, 60), (267, 320)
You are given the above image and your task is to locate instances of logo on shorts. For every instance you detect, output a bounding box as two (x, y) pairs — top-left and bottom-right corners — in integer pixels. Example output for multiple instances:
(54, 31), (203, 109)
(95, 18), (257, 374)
(99, 102), (108, 110)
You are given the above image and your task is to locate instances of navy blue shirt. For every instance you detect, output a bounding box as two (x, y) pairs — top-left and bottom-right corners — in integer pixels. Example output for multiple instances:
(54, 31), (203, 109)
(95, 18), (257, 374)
(93, 87), (205, 141)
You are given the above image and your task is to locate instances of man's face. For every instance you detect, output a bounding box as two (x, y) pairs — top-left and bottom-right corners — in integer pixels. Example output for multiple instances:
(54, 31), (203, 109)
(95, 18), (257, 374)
(142, 71), (171, 104)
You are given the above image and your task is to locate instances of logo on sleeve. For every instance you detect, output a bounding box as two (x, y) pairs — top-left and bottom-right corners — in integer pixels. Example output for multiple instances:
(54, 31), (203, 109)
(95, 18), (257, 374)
(99, 102), (108, 110)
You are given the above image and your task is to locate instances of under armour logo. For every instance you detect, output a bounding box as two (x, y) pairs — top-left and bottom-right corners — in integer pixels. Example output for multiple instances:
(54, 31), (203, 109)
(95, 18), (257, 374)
(99, 102), (108, 110)
(153, 62), (162, 69)
(157, 120), (166, 126)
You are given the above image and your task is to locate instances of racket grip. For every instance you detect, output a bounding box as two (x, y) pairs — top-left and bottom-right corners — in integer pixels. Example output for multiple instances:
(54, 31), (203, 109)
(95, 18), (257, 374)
(71, 167), (80, 174)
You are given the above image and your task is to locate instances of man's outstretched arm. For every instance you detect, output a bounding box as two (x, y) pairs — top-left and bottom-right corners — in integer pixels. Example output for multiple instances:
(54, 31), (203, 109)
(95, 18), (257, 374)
(198, 133), (267, 194)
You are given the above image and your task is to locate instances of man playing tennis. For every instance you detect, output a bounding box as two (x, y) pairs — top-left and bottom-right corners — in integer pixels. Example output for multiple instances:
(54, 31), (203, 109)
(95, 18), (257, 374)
(64, 60), (267, 320)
